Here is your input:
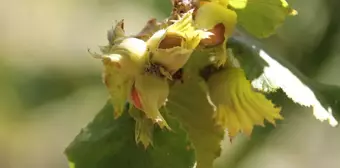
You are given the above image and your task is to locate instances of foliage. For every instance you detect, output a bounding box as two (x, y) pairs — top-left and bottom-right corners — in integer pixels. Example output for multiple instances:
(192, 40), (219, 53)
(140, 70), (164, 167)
(65, 103), (195, 168)
(65, 0), (339, 168)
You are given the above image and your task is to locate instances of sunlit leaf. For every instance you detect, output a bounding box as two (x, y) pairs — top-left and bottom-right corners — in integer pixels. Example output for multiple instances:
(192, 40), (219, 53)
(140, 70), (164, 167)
(65, 102), (195, 168)
(228, 35), (339, 127)
(229, 0), (248, 9)
(253, 50), (338, 126)
(229, 0), (297, 38)
(306, 82), (340, 123)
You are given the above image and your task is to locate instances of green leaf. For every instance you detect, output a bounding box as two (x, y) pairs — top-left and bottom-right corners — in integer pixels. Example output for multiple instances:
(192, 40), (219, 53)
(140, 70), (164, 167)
(164, 52), (225, 168)
(227, 36), (268, 80)
(65, 102), (195, 168)
(308, 82), (340, 122)
(229, 0), (297, 38)
(228, 35), (339, 126)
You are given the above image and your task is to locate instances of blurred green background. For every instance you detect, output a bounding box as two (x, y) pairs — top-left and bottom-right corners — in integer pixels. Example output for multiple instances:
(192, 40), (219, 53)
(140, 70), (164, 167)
(1, 0), (339, 168)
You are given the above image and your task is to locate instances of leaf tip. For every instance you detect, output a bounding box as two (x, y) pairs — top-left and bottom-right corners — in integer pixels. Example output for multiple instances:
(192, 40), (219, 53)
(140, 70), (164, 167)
(68, 162), (76, 168)
(288, 8), (298, 16)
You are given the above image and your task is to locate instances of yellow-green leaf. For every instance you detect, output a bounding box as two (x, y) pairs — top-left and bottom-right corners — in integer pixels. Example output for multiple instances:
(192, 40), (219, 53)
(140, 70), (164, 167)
(229, 0), (297, 38)
(229, 0), (247, 9)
